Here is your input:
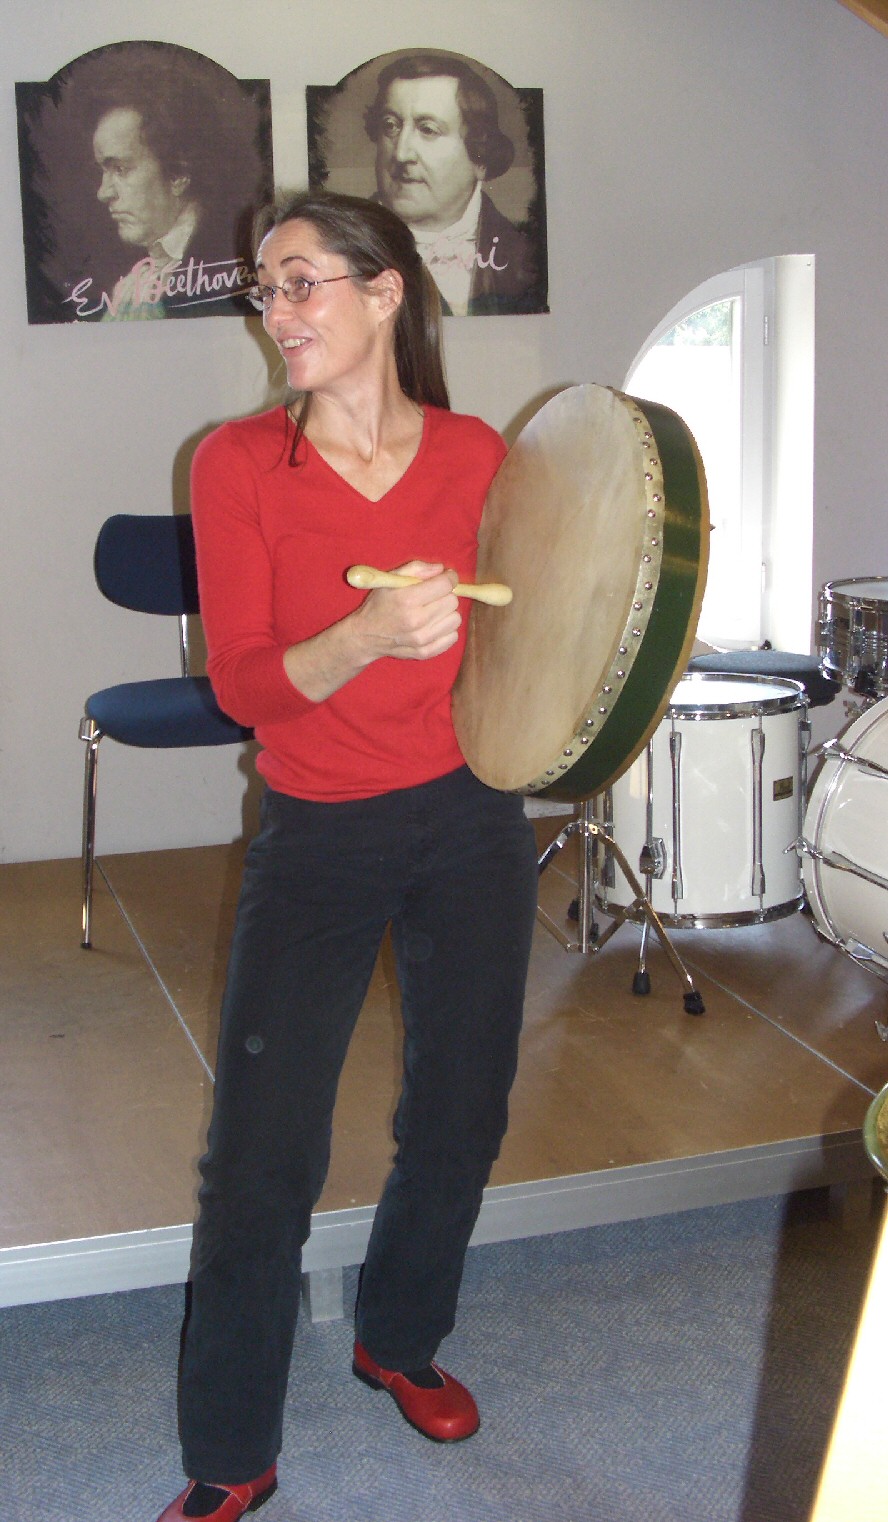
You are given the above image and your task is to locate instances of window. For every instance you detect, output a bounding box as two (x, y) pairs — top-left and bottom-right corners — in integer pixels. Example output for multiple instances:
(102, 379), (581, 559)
(624, 257), (814, 651)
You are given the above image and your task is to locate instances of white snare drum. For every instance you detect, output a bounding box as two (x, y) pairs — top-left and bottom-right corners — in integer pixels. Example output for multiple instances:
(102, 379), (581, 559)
(801, 696), (888, 977)
(818, 576), (888, 700)
(597, 673), (808, 927)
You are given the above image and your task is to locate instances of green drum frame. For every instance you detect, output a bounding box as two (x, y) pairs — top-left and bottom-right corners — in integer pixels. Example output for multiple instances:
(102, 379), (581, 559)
(454, 384), (709, 801)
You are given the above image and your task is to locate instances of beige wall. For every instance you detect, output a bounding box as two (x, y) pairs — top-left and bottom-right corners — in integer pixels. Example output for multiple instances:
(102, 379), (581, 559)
(2, 0), (886, 861)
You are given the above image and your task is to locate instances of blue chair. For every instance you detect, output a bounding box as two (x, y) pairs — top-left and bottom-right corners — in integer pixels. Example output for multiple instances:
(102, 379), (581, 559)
(79, 513), (252, 947)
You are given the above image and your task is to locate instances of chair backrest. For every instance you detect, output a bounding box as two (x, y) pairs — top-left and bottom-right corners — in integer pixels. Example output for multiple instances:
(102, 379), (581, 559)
(94, 514), (200, 616)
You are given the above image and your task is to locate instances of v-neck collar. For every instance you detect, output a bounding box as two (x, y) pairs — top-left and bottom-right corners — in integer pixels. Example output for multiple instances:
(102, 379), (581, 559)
(299, 406), (430, 506)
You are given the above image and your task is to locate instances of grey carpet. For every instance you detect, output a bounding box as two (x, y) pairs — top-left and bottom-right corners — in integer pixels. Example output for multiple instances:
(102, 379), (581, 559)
(2, 1189), (881, 1522)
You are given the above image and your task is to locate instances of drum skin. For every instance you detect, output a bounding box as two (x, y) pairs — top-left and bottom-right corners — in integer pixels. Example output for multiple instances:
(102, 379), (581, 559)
(802, 696), (888, 971)
(452, 384), (709, 799)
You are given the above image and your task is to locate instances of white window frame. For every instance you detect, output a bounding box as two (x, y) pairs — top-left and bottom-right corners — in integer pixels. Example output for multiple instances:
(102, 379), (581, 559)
(624, 256), (814, 652)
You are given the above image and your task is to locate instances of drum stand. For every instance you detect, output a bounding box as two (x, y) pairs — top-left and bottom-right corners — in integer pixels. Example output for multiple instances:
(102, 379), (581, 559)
(537, 800), (706, 1015)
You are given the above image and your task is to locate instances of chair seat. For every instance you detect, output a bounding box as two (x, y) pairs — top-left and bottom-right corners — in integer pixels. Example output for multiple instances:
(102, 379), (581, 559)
(85, 676), (253, 748)
(686, 650), (841, 709)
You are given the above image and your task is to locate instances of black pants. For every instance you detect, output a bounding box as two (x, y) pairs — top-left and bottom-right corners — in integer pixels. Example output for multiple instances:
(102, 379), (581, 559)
(178, 767), (538, 1483)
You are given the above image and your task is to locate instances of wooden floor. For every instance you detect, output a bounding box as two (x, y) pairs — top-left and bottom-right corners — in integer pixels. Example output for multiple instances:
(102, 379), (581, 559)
(1, 818), (886, 1306)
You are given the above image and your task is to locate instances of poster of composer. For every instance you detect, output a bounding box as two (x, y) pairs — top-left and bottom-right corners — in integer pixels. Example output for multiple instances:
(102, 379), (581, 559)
(16, 41), (273, 323)
(307, 49), (548, 318)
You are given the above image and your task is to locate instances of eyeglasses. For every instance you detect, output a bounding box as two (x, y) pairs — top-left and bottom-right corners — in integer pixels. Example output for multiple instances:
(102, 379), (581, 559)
(246, 274), (352, 311)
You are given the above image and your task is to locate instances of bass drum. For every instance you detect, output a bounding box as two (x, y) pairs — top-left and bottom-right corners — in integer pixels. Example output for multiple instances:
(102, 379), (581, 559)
(452, 384), (708, 799)
(597, 673), (808, 927)
(801, 696), (888, 975)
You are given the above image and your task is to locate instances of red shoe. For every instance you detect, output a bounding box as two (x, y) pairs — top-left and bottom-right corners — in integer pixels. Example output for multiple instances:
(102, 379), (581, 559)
(154, 1464), (277, 1521)
(352, 1339), (480, 1442)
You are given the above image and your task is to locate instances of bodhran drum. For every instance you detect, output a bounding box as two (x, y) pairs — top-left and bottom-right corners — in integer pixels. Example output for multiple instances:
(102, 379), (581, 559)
(597, 673), (808, 928)
(452, 385), (709, 800)
(818, 576), (888, 701)
(801, 695), (888, 978)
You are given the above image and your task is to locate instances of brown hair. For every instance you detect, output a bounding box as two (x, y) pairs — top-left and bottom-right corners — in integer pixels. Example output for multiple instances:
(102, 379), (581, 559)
(254, 190), (449, 461)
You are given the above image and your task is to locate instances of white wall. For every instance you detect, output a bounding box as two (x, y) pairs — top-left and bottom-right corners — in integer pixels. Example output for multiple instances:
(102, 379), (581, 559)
(2, 0), (886, 861)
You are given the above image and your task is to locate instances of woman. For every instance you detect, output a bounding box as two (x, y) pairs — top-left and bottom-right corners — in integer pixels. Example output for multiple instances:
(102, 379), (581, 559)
(156, 190), (538, 1522)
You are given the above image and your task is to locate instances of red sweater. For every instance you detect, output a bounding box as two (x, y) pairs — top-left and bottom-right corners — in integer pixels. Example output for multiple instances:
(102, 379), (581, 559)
(191, 404), (507, 801)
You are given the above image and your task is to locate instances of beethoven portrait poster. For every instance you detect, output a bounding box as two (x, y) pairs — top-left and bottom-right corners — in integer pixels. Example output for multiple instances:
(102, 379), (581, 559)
(16, 42), (273, 323)
(307, 49), (548, 317)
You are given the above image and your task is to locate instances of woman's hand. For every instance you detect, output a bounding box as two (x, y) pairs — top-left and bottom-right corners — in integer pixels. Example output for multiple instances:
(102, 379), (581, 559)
(354, 561), (461, 661)
(282, 561), (461, 703)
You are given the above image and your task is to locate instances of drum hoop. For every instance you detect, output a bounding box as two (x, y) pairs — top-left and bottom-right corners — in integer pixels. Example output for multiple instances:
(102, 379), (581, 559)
(806, 709), (888, 856)
(799, 840), (888, 895)
(821, 602), (888, 617)
(666, 672), (806, 721)
(802, 696), (888, 952)
(819, 738), (888, 781)
(819, 929), (888, 981)
(517, 390), (709, 797)
(821, 576), (888, 614)
(598, 897), (803, 931)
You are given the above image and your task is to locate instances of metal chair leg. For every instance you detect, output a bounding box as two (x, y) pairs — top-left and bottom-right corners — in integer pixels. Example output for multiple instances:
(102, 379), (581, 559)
(79, 718), (102, 948)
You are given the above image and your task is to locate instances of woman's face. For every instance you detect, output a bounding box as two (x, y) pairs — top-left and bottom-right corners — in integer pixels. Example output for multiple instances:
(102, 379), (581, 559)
(256, 218), (392, 395)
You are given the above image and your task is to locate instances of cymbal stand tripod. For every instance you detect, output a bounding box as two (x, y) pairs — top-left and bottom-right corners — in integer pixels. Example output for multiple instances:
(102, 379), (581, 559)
(536, 797), (706, 1014)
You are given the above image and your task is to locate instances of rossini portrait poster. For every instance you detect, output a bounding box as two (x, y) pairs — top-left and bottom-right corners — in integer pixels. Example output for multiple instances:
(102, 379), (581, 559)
(307, 48), (547, 318)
